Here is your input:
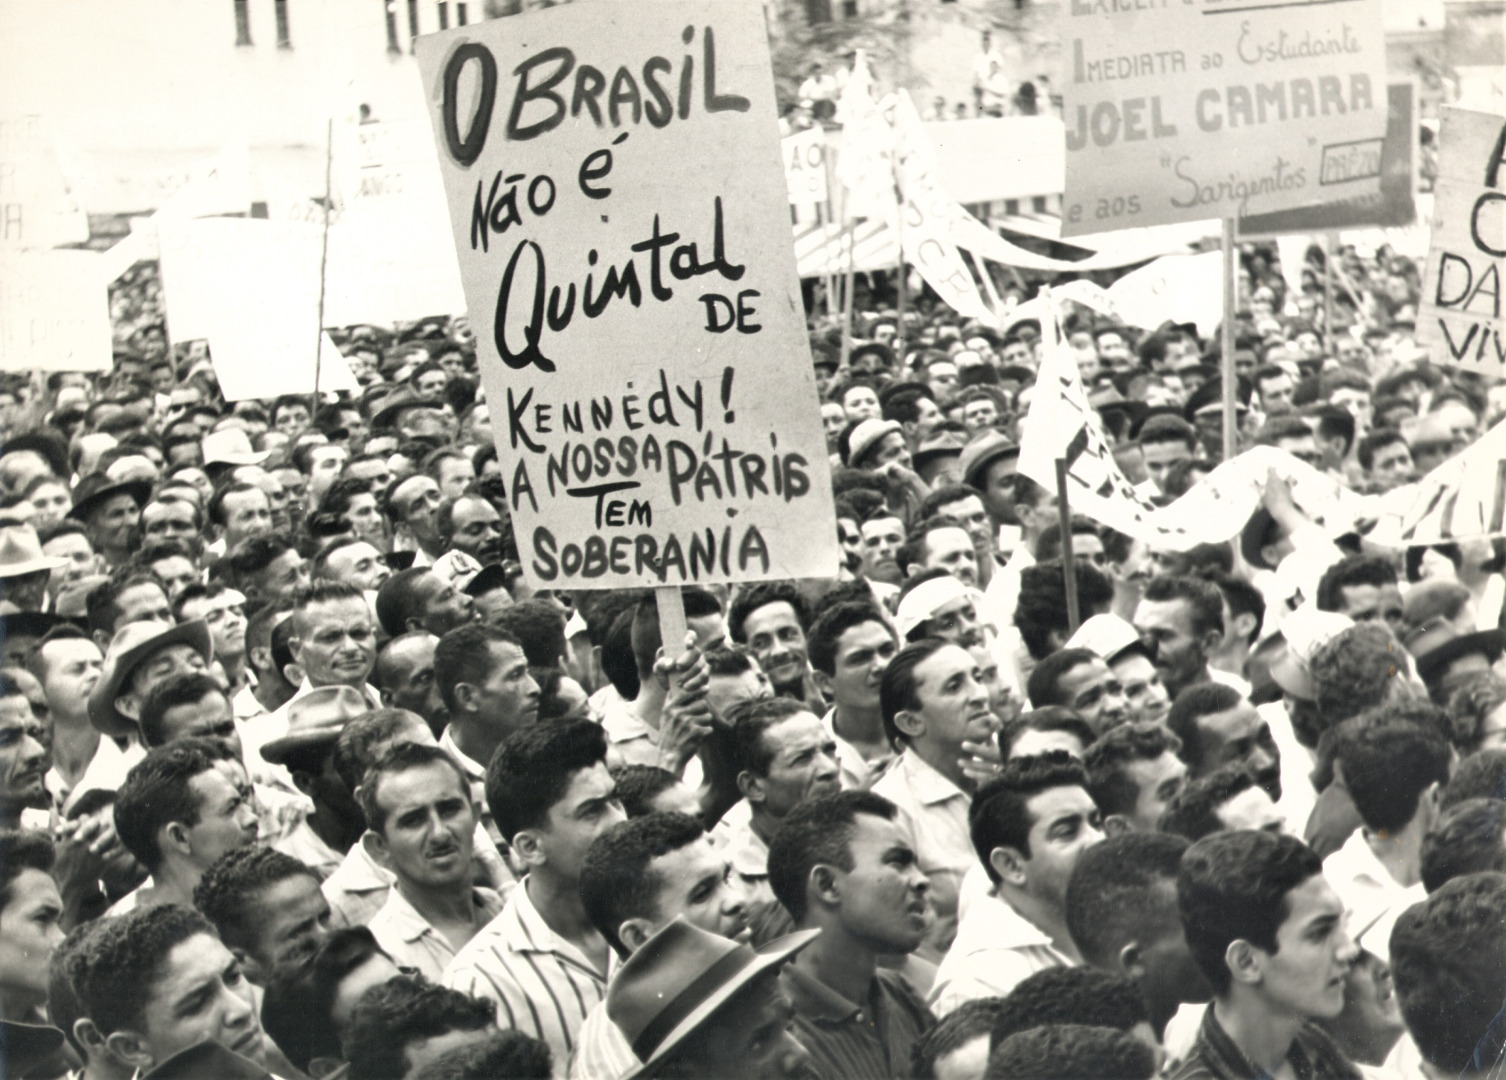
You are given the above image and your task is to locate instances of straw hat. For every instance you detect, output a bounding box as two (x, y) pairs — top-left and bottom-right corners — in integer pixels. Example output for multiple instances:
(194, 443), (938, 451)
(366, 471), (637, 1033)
(0, 524), (69, 578)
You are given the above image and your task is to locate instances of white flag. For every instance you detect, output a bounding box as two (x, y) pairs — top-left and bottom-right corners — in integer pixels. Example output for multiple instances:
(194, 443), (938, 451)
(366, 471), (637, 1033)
(834, 53), (897, 225)
(889, 92), (993, 323)
(1017, 289), (1161, 538)
(1368, 415), (1506, 546)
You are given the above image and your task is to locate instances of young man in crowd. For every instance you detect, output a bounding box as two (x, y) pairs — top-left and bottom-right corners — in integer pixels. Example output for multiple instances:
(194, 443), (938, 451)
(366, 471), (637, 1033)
(1159, 765), (1288, 840)
(807, 600), (900, 790)
(1166, 684), (1283, 805)
(193, 845), (332, 986)
(444, 719), (625, 1069)
(875, 639), (1001, 957)
(174, 584), (251, 698)
(31, 628), (140, 817)
(573, 811), (751, 1079)
(931, 751), (1102, 1014)
(372, 630), (446, 734)
(0, 830), (64, 1026)
(1084, 721), (1188, 835)
(1066, 613), (1170, 725)
(730, 582), (822, 710)
(1173, 830), (1361, 1080)
(1025, 647), (1130, 736)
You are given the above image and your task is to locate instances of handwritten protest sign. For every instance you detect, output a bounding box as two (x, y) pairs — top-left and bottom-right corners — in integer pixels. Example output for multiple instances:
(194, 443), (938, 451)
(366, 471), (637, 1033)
(1239, 82), (1418, 236)
(783, 127), (828, 213)
(1059, 0), (1387, 236)
(1417, 108), (1506, 376)
(414, 2), (838, 589)
(0, 251), (111, 372)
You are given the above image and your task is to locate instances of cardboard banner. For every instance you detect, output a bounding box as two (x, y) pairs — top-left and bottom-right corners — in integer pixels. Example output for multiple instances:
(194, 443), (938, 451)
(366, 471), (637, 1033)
(1417, 108), (1506, 377)
(415, 2), (838, 589)
(0, 251), (111, 372)
(1239, 82), (1418, 236)
(889, 93), (994, 323)
(1367, 415), (1506, 547)
(0, 115), (89, 251)
(1017, 289), (1164, 539)
(1060, 0), (1387, 236)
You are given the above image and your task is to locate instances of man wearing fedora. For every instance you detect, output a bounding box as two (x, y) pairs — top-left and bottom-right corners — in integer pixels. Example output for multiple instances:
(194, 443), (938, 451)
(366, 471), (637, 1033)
(264, 685), (377, 879)
(0, 522), (69, 616)
(87, 620), (214, 749)
(605, 919), (819, 1080)
(67, 475), (150, 571)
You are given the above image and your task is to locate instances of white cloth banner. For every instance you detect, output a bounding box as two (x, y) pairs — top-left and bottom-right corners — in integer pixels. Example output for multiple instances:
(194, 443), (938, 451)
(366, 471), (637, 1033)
(1105, 251), (1225, 339)
(834, 54), (897, 225)
(890, 92), (993, 324)
(1017, 288), (1164, 538)
(1368, 415), (1506, 546)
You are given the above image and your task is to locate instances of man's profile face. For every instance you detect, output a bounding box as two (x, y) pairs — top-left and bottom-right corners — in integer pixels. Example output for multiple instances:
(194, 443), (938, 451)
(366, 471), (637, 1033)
(1196, 701), (1281, 801)
(908, 645), (997, 762)
(185, 766), (261, 868)
(130, 933), (266, 1067)
(754, 712), (841, 818)
(1120, 751), (1186, 833)
(38, 638), (104, 720)
(325, 542), (390, 593)
(394, 477), (444, 543)
(835, 812), (931, 954)
(1141, 440), (1193, 492)
(1055, 659), (1128, 735)
(979, 457), (1019, 524)
(648, 834), (751, 943)
(380, 635), (444, 723)
(160, 692), (241, 758)
(470, 641), (539, 736)
(1133, 597), (1209, 695)
(1254, 875), (1357, 1021)
(246, 874), (331, 979)
(537, 762), (625, 881)
(1020, 785), (1103, 904)
(221, 489), (273, 546)
(1335, 582), (1403, 633)
(254, 549), (310, 604)
(414, 572), (476, 636)
(0, 867), (63, 1006)
(827, 621), (896, 712)
(741, 601), (809, 695)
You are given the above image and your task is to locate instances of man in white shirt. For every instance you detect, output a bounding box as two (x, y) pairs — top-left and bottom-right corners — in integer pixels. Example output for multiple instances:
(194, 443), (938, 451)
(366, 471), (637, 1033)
(361, 742), (507, 982)
(1323, 708), (1450, 961)
(807, 601), (899, 790)
(873, 639), (1002, 957)
(930, 751), (1102, 1014)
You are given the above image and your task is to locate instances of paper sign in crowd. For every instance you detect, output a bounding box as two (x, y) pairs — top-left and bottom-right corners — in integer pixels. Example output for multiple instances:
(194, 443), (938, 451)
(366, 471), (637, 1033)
(415, 2), (840, 589)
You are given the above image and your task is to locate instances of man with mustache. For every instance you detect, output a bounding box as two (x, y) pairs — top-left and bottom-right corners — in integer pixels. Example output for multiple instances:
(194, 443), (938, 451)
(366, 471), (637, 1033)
(360, 742), (506, 983)
(439, 493), (505, 566)
(572, 811), (752, 1079)
(1165, 684), (1283, 807)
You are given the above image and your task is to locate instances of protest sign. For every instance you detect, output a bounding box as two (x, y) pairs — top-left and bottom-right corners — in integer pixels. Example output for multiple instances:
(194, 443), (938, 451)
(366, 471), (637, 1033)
(1368, 415), (1506, 546)
(0, 251), (111, 372)
(156, 216), (358, 400)
(783, 127), (828, 213)
(1059, 0), (1388, 236)
(0, 115), (89, 250)
(414, 2), (839, 589)
(888, 92), (993, 323)
(1239, 82), (1418, 236)
(1017, 290), (1163, 538)
(1417, 108), (1506, 377)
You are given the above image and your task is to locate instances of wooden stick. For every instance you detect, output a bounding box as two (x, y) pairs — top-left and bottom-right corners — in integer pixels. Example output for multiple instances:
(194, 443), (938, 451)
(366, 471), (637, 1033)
(310, 117), (334, 417)
(655, 585), (688, 664)
(1220, 217), (1238, 462)
(1055, 458), (1081, 635)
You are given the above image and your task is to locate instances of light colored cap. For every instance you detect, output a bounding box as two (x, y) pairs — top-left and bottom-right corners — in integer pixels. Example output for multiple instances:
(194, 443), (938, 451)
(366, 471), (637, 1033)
(846, 418), (903, 467)
(1065, 613), (1143, 663)
(202, 428), (271, 467)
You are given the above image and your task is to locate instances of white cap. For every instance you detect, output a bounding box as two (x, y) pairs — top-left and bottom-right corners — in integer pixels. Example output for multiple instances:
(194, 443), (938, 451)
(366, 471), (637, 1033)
(895, 575), (971, 641)
(1065, 613), (1142, 663)
(1269, 604), (1354, 701)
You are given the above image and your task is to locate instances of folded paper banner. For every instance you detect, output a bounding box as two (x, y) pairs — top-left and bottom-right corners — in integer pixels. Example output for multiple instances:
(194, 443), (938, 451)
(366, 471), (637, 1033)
(1368, 415), (1506, 547)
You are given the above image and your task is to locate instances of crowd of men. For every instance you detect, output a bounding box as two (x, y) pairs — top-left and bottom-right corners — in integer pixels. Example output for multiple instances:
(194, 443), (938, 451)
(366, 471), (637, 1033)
(0, 239), (1504, 1080)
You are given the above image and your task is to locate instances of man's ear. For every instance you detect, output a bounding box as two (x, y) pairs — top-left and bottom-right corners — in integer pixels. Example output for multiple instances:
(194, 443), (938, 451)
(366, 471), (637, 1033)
(290, 770), (318, 800)
(1230, 613), (1257, 647)
(1200, 627), (1224, 657)
(511, 827), (546, 869)
(893, 708), (925, 742)
(809, 863), (841, 911)
(161, 821), (193, 862)
(105, 1030), (155, 1072)
(453, 681), (480, 715)
(738, 770), (765, 806)
(73, 1018), (110, 1062)
(115, 691), (143, 722)
(988, 845), (1028, 888)
(379, 687), (395, 707)
(619, 917), (658, 953)
(1116, 940), (1146, 980)
(361, 830), (392, 874)
(289, 633), (305, 664)
(1102, 814), (1133, 838)
(1225, 938), (1262, 986)
(811, 669), (834, 701)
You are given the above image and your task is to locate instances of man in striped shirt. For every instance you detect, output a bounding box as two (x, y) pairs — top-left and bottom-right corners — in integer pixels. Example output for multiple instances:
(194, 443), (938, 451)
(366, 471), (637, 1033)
(443, 719), (626, 1077)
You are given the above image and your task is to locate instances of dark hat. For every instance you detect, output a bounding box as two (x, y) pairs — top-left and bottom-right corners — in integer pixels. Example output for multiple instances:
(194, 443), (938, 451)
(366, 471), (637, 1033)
(463, 562), (513, 598)
(88, 620), (214, 738)
(0, 430), (70, 481)
(957, 430), (1019, 488)
(1182, 377), (1252, 423)
(66, 474), (152, 524)
(1405, 623), (1505, 686)
(913, 430), (969, 469)
(1240, 509), (1282, 570)
(877, 381), (935, 409)
(0, 1020), (66, 1078)
(0, 610), (75, 642)
(849, 342), (896, 370)
(608, 919), (819, 1079)
(141, 1040), (273, 1080)
(1128, 404), (1185, 441)
(371, 391), (445, 431)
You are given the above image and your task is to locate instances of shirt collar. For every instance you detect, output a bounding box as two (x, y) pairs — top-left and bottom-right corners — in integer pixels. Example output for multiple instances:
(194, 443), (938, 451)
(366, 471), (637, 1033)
(380, 887), (436, 945)
(723, 814), (770, 878)
(897, 748), (968, 806)
(780, 964), (863, 1023)
(439, 726), (486, 782)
